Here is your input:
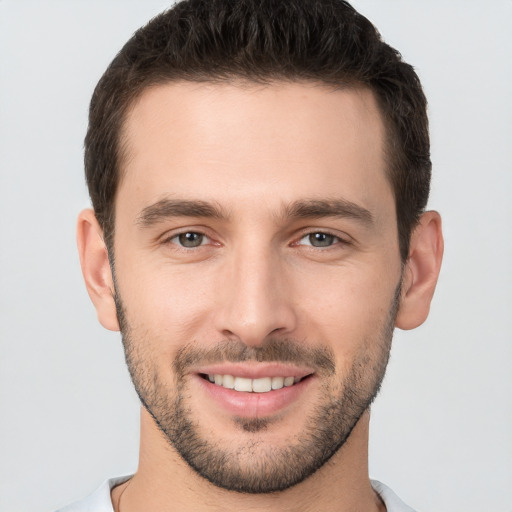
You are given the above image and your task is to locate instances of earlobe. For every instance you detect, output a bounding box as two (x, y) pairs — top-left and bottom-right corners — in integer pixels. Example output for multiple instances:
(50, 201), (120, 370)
(395, 211), (444, 330)
(76, 209), (120, 331)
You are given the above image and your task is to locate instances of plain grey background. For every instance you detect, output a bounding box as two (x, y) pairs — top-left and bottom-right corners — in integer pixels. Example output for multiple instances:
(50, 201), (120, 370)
(1, 1), (511, 511)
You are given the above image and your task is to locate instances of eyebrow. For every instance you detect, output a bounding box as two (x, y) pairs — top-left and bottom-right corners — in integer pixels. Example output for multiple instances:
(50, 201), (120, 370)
(136, 198), (229, 227)
(136, 197), (373, 228)
(283, 199), (374, 225)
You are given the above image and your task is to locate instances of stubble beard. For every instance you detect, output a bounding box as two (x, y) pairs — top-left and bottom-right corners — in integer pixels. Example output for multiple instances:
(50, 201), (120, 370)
(114, 282), (401, 494)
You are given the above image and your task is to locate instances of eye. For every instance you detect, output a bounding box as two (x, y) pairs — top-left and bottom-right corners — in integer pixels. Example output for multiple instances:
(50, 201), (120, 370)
(298, 232), (340, 248)
(169, 231), (209, 248)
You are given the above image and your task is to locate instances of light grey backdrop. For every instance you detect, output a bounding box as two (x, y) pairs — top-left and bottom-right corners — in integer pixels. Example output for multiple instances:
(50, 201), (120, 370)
(1, 1), (511, 511)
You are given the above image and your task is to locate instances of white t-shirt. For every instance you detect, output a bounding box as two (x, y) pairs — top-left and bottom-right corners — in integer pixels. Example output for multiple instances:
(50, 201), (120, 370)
(55, 476), (417, 512)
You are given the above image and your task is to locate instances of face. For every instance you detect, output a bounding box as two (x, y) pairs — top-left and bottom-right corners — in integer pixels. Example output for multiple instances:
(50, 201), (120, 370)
(112, 82), (403, 493)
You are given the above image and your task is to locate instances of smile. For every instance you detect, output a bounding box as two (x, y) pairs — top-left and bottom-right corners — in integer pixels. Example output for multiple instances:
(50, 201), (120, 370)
(195, 367), (315, 417)
(203, 374), (305, 393)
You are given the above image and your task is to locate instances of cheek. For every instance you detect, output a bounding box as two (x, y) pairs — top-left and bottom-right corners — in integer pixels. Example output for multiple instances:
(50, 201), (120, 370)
(116, 261), (218, 341)
(292, 264), (398, 351)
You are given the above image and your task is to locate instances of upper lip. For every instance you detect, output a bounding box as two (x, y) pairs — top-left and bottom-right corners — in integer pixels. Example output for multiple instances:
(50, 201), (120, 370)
(192, 362), (314, 380)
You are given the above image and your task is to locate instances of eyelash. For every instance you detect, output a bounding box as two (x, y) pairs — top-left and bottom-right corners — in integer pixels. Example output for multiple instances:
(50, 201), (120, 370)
(163, 231), (214, 249)
(294, 231), (348, 249)
(162, 229), (350, 251)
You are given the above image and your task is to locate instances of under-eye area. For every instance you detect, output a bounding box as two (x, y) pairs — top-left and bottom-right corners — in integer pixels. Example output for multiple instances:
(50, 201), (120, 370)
(199, 373), (312, 393)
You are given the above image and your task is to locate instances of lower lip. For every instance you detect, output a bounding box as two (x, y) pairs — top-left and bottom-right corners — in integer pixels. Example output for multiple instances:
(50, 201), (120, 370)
(195, 375), (314, 418)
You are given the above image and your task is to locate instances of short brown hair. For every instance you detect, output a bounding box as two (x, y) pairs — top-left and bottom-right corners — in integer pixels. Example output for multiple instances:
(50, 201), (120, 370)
(85, 0), (431, 261)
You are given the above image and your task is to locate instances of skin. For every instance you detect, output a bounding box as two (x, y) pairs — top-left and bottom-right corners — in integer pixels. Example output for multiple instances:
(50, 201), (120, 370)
(78, 81), (443, 511)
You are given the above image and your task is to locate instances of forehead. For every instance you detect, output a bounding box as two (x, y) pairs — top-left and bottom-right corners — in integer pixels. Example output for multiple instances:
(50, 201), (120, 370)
(118, 81), (392, 220)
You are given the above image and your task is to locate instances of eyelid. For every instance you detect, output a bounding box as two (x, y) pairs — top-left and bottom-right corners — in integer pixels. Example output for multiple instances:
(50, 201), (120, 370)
(159, 227), (218, 247)
(158, 226), (351, 249)
(292, 229), (352, 248)
(171, 232), (210, 247)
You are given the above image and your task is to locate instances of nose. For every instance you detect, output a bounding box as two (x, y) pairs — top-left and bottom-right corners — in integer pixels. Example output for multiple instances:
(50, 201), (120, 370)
(213, 244), (298, 347)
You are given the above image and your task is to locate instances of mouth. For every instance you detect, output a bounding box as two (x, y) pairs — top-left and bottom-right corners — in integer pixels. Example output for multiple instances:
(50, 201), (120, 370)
(193, 365), (315, 418)
(199, 373), (311, 393)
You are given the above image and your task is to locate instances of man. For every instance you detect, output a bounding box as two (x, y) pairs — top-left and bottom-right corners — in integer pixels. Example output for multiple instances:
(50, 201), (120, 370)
(61, 0), (443, 510)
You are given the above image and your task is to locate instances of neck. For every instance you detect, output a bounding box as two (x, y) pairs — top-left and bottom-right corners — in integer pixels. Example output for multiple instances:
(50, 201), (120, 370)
(112, 408), (384, 512)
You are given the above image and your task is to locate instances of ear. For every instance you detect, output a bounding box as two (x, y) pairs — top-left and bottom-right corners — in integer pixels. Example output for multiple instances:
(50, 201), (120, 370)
(76, 209), (120, 331)
(395, 211), (444, 330)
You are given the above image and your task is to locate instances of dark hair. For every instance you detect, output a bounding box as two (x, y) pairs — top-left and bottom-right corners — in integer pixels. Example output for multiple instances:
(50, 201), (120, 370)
(85, 0), (431, 261)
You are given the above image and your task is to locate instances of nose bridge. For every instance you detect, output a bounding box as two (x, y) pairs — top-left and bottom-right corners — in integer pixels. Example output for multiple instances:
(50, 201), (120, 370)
(215, 240), (296, 345)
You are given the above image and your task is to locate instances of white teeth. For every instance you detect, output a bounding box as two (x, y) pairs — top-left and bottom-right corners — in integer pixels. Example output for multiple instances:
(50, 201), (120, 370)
(222, 374), (235, 389)
(271, 376), (284, 390)
(207, 374), (301, 393)
(252, 377), (272, 393)
(234, 377), (253, 392)
(284, 376), (295, 387)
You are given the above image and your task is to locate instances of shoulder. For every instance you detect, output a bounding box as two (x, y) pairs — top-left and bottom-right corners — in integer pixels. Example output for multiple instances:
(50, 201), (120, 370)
(54, 475), (132, 512)
(371, 480), (418, 512)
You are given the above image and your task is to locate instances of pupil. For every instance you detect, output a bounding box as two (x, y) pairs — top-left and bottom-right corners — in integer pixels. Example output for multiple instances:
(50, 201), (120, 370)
(179, 232), (203, 247)
(310, 233), (333, 247)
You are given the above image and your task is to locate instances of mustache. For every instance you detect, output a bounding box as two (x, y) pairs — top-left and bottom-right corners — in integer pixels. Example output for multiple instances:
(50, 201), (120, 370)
(173, 338), (336, 377)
